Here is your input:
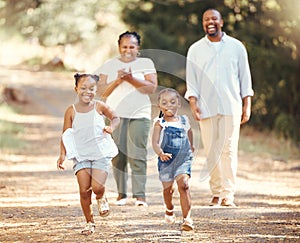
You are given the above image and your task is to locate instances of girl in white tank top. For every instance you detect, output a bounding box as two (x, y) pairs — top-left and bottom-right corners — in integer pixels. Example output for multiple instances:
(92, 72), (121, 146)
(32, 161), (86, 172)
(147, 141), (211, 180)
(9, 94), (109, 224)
(57, 73), (120, 235)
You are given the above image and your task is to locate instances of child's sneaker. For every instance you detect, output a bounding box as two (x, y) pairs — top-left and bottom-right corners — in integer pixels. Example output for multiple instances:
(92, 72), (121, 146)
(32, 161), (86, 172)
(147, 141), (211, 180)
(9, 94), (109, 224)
(181, 218), (194, 231)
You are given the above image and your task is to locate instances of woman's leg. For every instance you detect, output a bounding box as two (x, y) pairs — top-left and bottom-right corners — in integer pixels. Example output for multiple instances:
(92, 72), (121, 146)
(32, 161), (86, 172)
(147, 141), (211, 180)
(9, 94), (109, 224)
(112, 118), (129, 199)
(176, 174), (191, 219)
(127, 118), (150, 201)
(76, 168), (93, 223)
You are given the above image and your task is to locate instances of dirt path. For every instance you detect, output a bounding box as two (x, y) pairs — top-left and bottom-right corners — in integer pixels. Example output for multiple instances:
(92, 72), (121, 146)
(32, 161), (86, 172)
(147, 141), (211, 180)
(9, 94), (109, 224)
(0, 66), (299, 242)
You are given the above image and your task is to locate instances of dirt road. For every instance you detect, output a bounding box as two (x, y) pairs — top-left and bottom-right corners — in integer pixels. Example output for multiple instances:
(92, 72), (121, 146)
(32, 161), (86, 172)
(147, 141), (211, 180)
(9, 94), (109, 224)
(0, 66), (299, 242)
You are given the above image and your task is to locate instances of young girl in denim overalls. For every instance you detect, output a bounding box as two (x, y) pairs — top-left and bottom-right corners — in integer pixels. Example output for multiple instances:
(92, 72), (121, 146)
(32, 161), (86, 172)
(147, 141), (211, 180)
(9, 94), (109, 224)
(152, 88), (194, 231)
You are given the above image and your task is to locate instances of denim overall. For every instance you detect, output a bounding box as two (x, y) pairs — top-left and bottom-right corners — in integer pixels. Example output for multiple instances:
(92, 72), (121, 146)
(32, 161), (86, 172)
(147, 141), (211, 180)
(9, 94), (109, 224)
(158, 116), (193, 182)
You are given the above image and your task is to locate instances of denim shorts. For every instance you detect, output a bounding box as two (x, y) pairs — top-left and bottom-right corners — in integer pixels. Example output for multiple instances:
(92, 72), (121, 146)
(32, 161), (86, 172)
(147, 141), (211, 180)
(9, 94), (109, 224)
(73, 157), (112, 175)
(158, 154), (192, 182)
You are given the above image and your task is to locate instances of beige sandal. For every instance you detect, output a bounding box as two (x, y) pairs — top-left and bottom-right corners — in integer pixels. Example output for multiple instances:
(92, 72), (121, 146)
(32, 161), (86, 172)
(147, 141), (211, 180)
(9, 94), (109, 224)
(97, 196), (110, 217)
(81, 222), (95, 235)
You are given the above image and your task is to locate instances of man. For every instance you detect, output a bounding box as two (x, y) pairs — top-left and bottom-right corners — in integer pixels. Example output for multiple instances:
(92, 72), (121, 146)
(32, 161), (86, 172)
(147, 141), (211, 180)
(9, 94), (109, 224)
(185, 9), (254, 207)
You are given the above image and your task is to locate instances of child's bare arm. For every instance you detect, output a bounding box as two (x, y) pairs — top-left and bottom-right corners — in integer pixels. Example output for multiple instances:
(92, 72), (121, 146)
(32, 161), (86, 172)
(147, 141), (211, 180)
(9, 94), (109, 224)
(97, 101), (120, 134)
(57, 106), (73, 170)
(152, 121), (172, 161)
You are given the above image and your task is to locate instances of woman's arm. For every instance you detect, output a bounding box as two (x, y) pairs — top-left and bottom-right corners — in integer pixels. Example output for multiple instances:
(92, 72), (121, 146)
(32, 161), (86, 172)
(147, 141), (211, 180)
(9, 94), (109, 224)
(98, 74), (123, 100)
(121, 68), (157, 94)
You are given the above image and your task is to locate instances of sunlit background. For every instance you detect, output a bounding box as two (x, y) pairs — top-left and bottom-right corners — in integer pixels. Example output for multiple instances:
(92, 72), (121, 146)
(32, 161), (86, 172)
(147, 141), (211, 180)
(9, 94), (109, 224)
(0, 0), (299, 150)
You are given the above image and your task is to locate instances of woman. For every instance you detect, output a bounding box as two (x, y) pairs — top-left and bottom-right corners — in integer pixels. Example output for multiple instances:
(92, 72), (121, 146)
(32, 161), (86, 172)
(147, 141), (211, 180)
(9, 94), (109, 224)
(95, 31), (158, 206)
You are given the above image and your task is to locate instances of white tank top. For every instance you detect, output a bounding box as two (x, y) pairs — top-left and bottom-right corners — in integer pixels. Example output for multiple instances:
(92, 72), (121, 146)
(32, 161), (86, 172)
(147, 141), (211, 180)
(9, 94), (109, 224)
(62, 101), (118, 161)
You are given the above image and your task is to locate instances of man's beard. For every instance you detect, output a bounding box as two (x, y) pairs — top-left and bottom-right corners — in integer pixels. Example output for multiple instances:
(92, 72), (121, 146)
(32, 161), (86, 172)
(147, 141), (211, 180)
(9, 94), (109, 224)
(206, 30), (219, 37)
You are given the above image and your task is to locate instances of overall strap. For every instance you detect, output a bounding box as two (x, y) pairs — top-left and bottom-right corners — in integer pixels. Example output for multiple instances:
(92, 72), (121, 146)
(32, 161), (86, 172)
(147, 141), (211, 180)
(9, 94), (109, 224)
(180, 115), (186, 125)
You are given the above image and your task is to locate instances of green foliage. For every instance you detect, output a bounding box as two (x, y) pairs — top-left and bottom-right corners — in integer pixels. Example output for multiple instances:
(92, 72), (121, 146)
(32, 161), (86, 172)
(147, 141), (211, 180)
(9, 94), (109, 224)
(274, 113), (297, 140)
(0, 0), (110, 46)
(121, 0), (300, 144)
(0, 104), (25, 151)
(0, 0), (299, 144)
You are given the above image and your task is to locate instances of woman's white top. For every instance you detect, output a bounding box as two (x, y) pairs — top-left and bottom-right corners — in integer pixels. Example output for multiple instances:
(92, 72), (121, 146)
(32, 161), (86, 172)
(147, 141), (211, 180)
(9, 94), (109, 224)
(96, 57), (156, 119)
(62, 101), (118, 161)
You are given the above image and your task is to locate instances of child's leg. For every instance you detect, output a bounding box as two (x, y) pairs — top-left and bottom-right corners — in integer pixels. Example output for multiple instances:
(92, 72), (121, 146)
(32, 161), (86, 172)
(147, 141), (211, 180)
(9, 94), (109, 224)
(76, 168), (93, 223)
(91, 169), (108, 199)
(176, 174), (191, 219)
(91, 168), (109, 217)
(162, 181), (174, 211)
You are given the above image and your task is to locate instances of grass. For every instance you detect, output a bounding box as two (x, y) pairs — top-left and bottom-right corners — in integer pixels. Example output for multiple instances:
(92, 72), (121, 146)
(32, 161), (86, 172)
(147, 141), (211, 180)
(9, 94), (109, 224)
(0, 103), (25, 152)
(239, 125), (300, 161)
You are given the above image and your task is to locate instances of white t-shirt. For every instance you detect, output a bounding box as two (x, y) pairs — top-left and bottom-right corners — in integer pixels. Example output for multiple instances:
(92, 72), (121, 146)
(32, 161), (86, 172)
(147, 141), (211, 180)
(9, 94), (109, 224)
(95, 57), (156, 119)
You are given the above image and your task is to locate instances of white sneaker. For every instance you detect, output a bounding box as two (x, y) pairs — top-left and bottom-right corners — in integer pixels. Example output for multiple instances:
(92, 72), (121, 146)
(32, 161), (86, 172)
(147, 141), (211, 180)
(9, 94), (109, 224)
(135, 200), (148, 207)
(114, 198), (127, 206)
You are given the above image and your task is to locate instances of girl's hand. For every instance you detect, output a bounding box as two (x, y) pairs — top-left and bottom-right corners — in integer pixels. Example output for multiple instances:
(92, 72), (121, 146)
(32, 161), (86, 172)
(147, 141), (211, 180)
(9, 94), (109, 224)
(190, 145), (195, 153)
(103, 126), (113, 134)
(159, 152), (172, 162)
(57, 156), (65, 170)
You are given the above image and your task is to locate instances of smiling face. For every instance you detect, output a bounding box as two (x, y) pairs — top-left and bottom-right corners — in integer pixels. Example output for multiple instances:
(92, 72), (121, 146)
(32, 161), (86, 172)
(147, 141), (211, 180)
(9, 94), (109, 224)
(75, 76), (97, 104)
(202, 9), (224, 41)
(158, 90), (181, 118)
(118, 35), (140, 63)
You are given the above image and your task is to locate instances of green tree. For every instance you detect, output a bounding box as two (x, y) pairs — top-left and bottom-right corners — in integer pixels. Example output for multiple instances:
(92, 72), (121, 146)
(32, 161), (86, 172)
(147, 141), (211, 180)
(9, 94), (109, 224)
(121, 0), (300, 143)
(0, 0), (122, 46)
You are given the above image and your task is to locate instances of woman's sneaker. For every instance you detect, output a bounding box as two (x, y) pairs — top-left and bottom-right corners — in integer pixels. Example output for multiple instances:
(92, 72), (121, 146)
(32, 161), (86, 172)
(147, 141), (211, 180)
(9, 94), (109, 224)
(114, 198), (127, 206)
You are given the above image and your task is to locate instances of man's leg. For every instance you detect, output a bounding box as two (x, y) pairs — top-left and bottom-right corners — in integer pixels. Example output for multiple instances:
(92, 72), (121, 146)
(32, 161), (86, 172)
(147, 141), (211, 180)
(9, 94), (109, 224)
(219, 115), (240, 203)
(200, 116), (222, 198)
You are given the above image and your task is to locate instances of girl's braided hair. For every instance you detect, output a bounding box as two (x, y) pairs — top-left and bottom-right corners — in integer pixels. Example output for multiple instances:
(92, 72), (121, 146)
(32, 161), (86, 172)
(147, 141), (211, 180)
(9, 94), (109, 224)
(73, 73), (99, 87)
